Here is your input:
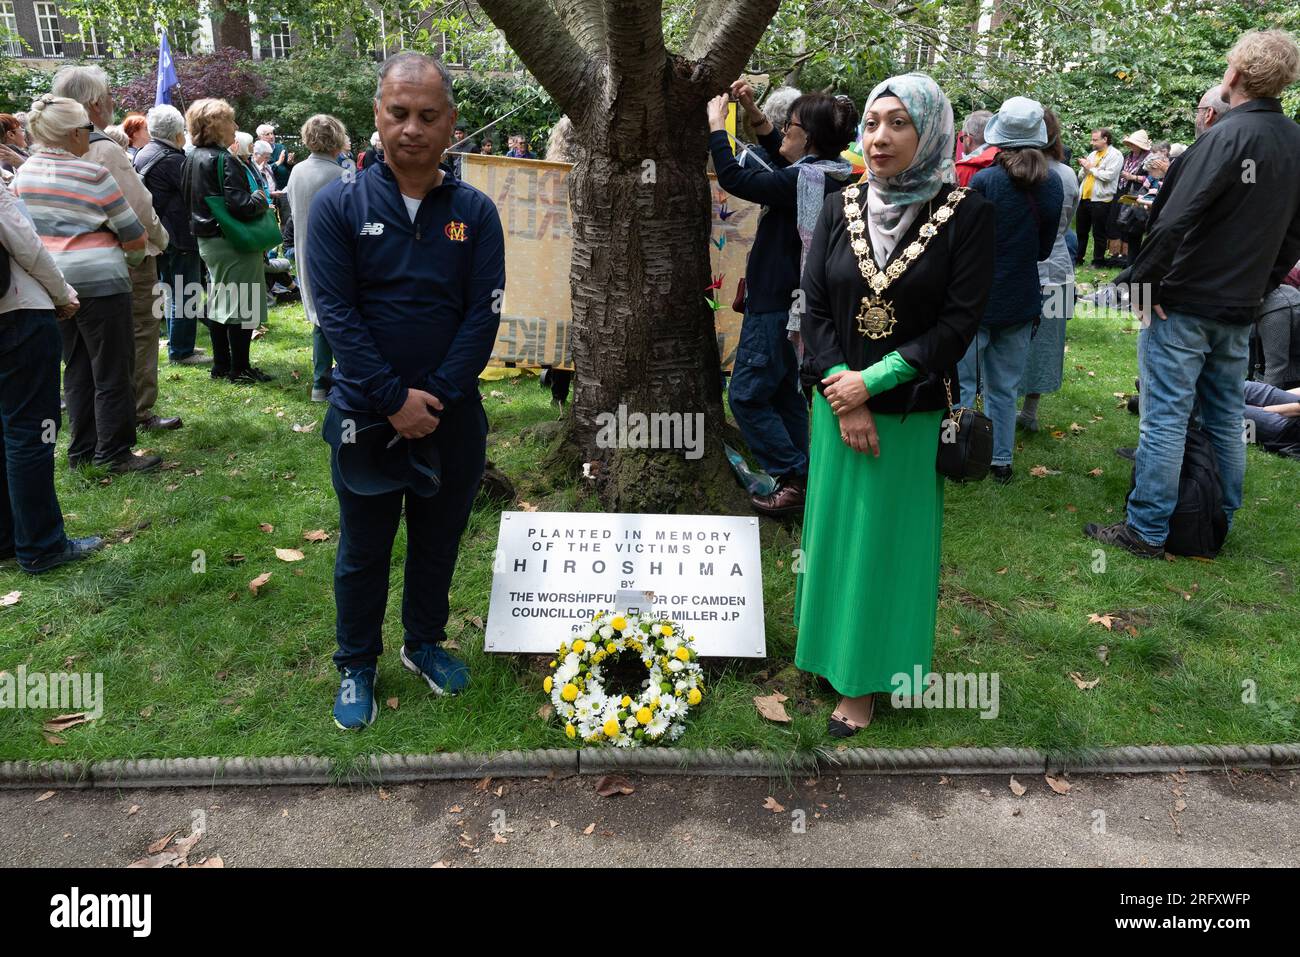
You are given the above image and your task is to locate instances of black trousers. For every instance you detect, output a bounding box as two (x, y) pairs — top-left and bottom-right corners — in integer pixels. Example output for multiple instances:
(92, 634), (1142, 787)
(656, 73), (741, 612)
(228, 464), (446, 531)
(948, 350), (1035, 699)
(328, 400), (487, 670)
(207, 323), (253, 376)
(60, 292), (136, 466)
(1075, 200), (1111, 265)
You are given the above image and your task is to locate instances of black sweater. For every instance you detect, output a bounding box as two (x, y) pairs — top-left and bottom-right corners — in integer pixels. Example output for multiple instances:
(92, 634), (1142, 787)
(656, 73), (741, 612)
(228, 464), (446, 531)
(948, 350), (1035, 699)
(801, 183), (996, 415)
(709, 128), (850, 314)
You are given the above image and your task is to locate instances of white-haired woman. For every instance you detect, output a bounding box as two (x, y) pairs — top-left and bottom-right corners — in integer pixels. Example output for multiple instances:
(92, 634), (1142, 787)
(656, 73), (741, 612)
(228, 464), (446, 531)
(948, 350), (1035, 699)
(135, 103), (210, 366)
(183, 98), (272, 384)
(13, 94), (157, 474)
(285, 113), (347, 402)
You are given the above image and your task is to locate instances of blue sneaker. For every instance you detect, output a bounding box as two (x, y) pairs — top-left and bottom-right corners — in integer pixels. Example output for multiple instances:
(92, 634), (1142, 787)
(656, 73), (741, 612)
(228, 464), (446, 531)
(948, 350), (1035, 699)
(401, 643), (469, 695)
(333, 666), (378, 730)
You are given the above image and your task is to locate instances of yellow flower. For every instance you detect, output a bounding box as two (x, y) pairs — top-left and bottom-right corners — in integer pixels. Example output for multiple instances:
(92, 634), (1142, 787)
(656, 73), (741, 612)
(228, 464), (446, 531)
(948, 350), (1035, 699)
(592, 651), (606, 664)
(606, 642), (618, 655)
(543, 675), (553, 693)
(674, 647), (690, 662)
(549, 660), (557, 668)
(688, 687), (703, 706)
(662, 624), (673, 637)
(620, 695), (632, 707)
(652, 697), (660, 708)
(611, 616), (627, 631)
(572, 639), (586, 653)
(629, 640), (642, 652)
(602, 718), (620, 738)
(636, 707), (653, 725)
(561, 683), (579, 702)
(565, 723), (576, 739)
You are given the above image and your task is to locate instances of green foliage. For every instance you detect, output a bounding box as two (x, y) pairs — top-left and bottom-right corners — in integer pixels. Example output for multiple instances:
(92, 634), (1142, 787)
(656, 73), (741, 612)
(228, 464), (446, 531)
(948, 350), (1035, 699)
(450, 73), (560, 154)
(253, 50), (380, 148)
(0, 59), (48, 113)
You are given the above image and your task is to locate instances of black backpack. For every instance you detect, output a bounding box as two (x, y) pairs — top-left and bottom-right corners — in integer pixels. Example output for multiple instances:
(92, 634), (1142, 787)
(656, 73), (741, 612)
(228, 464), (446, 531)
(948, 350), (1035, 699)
(1127, 425), (1228, 558)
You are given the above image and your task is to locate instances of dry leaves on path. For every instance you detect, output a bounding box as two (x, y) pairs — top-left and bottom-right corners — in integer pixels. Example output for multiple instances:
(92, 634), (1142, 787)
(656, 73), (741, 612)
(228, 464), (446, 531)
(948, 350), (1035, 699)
(762, 796), (786, 813)
(594, 774), (635, 798)
(1045, 775), (1072, 795)
(1009, 776), (1027, 797)
(754, 692), (791, 724)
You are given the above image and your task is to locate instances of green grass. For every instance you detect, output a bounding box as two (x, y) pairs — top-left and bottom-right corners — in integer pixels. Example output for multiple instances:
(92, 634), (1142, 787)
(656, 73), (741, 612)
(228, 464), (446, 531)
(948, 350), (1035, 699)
(2, 275), (1298, 761)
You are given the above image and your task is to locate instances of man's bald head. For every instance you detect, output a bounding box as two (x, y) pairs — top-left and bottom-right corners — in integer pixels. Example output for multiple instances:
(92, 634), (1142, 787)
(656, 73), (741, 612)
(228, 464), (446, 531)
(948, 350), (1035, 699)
(1195, 84), (1231, 137)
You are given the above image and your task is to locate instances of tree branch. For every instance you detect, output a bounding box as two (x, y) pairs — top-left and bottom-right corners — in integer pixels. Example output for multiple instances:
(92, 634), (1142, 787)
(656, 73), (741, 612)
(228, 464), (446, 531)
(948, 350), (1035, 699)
(683, 0), (783, 94)
(476, 0), (596, 119)
(604, 0), (667, 88)
(555, 0), (607, 58)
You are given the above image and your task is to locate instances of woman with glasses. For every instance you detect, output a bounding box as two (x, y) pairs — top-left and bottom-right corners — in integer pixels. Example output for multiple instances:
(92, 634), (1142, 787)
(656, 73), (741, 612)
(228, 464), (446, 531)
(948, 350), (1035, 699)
(706, 80), (859, 518)
(14, 94), (157, 474)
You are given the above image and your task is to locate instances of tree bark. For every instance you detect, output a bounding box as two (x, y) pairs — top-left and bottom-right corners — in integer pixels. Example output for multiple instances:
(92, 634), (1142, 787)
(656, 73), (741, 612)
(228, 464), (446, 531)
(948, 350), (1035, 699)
(478, 0), (781, 513)
(211, 0), (253, 56)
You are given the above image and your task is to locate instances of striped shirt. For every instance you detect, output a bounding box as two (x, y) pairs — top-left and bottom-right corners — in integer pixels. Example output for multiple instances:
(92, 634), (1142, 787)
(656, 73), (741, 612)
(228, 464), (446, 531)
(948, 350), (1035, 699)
(13, 148), (146, 298)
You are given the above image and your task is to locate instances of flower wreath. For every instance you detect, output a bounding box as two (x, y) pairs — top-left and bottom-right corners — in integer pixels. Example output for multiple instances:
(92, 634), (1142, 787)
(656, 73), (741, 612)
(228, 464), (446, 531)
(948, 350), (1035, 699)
(544, 611), (705, 747)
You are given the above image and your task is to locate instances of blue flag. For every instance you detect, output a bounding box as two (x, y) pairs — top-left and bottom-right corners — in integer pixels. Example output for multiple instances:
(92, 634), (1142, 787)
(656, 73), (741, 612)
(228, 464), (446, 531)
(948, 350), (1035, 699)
(155, 32), (177, 106)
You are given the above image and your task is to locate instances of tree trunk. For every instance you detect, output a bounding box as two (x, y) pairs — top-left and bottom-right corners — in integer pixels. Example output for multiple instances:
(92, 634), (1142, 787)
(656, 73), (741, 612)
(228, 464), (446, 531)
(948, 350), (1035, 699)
(211, 0), (252, 56)
(478, 0), (781, 514)
(562, 107), (748, 513)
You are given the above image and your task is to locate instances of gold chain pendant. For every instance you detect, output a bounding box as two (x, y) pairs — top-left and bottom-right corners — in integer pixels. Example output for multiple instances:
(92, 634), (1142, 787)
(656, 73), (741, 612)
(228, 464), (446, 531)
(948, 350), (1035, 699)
(856, 296), (897, 339)
(841, 184), (967, 341)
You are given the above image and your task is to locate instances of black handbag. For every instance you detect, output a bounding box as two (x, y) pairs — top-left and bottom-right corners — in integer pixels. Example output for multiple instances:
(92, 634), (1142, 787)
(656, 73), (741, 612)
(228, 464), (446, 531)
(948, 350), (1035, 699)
(936, 347), (993, 482)
(1115, 198), (1150, 232)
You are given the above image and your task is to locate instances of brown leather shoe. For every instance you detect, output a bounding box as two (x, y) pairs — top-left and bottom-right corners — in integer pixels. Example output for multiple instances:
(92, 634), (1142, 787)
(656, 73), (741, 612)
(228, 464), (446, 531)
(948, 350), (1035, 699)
(139, 414), (183, 431)
(751, 475), (806, 518)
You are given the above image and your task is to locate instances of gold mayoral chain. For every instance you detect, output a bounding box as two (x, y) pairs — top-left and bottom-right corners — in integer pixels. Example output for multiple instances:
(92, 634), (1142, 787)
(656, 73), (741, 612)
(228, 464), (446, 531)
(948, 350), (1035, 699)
(841, 184), (967, 339)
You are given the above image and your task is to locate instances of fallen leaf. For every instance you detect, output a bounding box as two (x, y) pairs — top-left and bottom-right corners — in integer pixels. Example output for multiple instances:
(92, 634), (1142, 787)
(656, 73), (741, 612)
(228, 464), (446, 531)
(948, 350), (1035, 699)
(258, 523), (274, 533)
(474, 775), (491, 791)
(754, 692), (791, 723)
(193, 856), (224, 868)
(448, 805), (463, 814)
(1174, 798), (1187, 813)
(386, 696), (399, 710)
(493, 785), (504, 798)
(248, 572), (272, 595)
(492, 833), (508, 844)
(1009, 776), (1026, 797)
(1029, 465), (1061, 477)
(1065, 503), (1078, 513)
(128, 851), (182, 868)
(0, 590), (21, 607)
(537, 703), (554, 720)
(1069, 671), (1101, 690)
(35, 790), (55, 803)
(147, 830), (178, 854)
(762, 796), (786, 813)
(378, 788), (391, 801)
(1045, 775), (1072, 795)
(127, 805), (141, 816)
(594, 774), (635, 798)
(1087, 613), (1117, 630)
(303, 529), (330, 542)
(43, 713), (89, 732)
(43, 733), (66, 745)
(548, 820), (559, 828)
(291, 421), (318, 434)
(470, 616), (485, 630)
(1069, 422), (1086, 434)
(996, 567), (1008, 575)
(519, 501), (538, 512)
(1087, 468), (1104, 477)
(275, 548), (305, 562)
(582, 822), (596, 835)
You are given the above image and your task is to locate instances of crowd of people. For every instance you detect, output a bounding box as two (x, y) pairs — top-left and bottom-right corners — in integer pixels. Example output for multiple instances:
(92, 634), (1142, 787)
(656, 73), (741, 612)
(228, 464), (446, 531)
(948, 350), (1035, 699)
(0, 30), (1297, 738)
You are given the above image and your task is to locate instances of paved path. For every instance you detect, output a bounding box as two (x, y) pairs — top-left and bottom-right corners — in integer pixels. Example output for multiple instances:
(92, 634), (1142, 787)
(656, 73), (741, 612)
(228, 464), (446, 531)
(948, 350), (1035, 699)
(3, 768), (1296, 867)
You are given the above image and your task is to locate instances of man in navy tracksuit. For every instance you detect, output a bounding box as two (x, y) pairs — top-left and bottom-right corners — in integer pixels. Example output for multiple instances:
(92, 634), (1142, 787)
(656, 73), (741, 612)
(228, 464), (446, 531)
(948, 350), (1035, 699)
(307, 52), (505, 729)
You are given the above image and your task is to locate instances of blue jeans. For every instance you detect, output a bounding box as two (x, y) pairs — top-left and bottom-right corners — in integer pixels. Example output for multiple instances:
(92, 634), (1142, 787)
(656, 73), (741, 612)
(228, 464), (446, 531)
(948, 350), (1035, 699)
(312, 325), (333, 392)
(1128, 310), (1250, 546)
(0, 309), (68, 568)
(728, 309), (808, 478)
(327, 401), (487, 670)
(157, 247), (207, 360)
(958, 321), (1034, 467)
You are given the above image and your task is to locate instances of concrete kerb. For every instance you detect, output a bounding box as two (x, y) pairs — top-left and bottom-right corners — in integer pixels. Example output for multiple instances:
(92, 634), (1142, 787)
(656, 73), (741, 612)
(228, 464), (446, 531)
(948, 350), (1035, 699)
(2, 743), (1297, 789)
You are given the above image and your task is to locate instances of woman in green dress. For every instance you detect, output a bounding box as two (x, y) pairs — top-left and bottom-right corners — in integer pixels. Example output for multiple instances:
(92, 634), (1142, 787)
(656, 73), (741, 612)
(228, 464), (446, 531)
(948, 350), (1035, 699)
(795, 73), (995, 736)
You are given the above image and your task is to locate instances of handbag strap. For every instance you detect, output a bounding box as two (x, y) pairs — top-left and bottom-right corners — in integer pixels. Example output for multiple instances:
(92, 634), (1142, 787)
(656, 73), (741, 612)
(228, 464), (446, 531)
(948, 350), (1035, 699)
(943, 340), (983, 415)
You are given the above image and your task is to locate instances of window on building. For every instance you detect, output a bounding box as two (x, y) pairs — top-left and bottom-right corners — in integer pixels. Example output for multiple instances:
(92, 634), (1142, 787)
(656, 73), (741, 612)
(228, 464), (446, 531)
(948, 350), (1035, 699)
(81, 24), (110, 58)
(0, 2), (21, 56)
(313, 23), (335, 48)
(35, 2), (63, 58)
(258, 18), (292, 59)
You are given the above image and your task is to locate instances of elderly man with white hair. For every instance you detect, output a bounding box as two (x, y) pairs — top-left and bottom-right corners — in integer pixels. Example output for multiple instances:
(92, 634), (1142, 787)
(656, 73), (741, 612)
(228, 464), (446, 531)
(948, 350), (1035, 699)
(51, 65), (177, 432)
(134, 103), (209, 367)
(257, 122), (294, 189)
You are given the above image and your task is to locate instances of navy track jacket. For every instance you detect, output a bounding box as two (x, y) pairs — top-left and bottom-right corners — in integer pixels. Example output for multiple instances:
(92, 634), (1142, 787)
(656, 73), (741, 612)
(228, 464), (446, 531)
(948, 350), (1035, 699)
(306, 158), (506, 417)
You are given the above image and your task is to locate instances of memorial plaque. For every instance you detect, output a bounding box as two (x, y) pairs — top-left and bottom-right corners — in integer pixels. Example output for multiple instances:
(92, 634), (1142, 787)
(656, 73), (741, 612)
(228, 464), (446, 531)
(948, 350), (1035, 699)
(485, 511), (766, 656)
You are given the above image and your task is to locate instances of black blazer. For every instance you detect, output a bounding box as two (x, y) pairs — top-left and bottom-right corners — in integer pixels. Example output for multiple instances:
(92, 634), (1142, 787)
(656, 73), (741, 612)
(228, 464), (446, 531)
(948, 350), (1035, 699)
(800, 182), (995, 415)
(182, 146), (269, 240)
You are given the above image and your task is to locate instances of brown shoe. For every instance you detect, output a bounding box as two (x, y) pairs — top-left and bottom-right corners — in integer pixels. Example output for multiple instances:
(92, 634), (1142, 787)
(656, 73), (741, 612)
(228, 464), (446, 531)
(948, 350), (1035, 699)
(107, 452), (163, 474)
(139, 414), (183, 431)
(751, 475), (806, 518)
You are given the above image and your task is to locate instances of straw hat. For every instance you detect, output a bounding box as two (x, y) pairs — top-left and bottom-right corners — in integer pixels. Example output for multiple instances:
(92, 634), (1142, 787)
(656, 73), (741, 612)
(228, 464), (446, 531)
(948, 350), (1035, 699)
(1122, 129), (1153, 151)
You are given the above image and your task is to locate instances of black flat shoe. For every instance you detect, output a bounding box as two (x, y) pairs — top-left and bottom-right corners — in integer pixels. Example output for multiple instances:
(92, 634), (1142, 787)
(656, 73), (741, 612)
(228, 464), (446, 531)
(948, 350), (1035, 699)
(827, 698), (874, 738)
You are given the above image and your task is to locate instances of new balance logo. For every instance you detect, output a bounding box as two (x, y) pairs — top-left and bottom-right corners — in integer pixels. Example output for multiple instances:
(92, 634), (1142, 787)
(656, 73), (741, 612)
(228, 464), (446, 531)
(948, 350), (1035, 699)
(360, 222), (385, 236)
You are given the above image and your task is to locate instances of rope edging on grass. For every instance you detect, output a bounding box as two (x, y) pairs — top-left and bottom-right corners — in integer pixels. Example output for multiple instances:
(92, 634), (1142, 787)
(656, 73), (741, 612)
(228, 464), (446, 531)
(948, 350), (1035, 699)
(2, 743), (1297, 789)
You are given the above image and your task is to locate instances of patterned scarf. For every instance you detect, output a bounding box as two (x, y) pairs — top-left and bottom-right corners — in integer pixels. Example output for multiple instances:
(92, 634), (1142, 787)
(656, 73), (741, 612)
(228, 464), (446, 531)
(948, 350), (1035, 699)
(789, 155), (853, 332)
(862, 72), (955, 232)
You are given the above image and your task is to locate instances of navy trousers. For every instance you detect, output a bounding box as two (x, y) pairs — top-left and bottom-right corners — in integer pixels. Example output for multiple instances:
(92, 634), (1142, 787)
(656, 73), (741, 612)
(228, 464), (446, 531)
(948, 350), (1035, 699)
(327, 400), (486, 670)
